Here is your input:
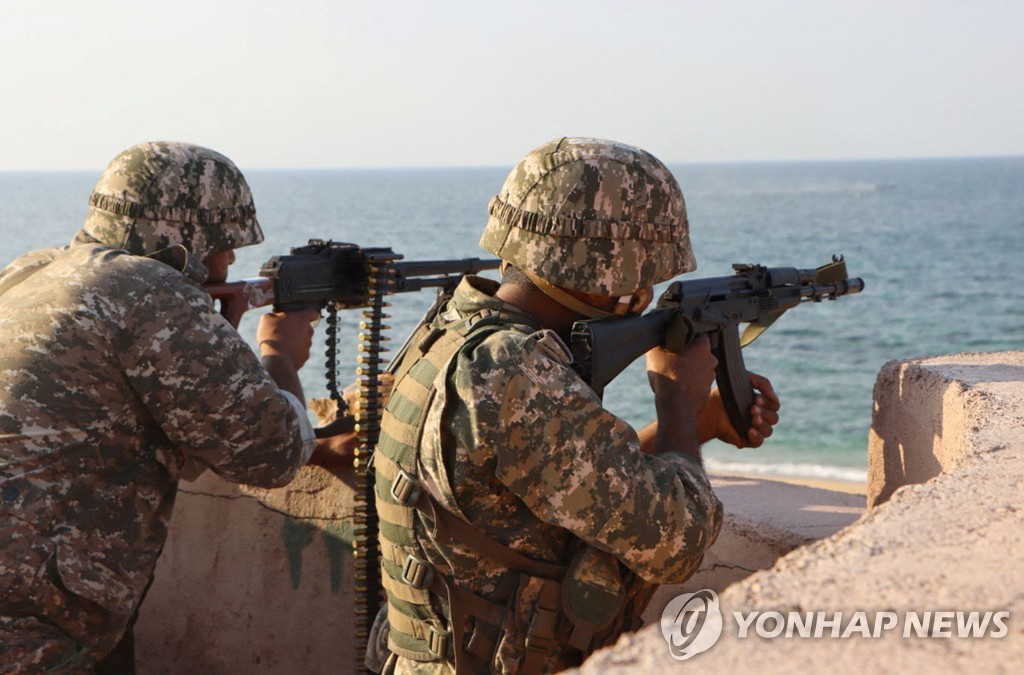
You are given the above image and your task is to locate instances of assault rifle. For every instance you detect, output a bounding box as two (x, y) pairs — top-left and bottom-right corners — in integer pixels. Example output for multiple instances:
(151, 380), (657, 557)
(570, 256), (864, 436)
(204, 238), (500, 326)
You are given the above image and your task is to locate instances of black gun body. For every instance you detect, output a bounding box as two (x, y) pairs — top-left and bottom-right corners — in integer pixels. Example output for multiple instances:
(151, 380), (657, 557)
(570, 261), (864, 438)
(260, 244), (372, 310)
(259, 240), (500, 312)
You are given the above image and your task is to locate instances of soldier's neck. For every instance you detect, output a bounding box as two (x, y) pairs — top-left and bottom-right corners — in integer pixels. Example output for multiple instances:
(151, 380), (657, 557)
(495, 281), (580, 342)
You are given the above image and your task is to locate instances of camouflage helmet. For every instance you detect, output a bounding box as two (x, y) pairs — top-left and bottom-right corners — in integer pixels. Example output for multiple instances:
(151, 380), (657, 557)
(81, 141), (263, 267)
(480, 137), (695, 297)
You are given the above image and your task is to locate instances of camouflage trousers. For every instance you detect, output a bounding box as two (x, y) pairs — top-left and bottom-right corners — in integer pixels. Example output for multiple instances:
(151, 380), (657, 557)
(0, 615), (137, 674)
(0, 616), (95, 673)
(1, 553), (129, 673)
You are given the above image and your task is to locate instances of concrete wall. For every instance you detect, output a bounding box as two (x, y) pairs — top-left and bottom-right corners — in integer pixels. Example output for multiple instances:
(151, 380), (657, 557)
(868, 351), (1024, 506)
(135, 465), (360, 674)
(577, 350), (1024, 673)
(135, 451), (863, 673)
(135, 471), (861, 673)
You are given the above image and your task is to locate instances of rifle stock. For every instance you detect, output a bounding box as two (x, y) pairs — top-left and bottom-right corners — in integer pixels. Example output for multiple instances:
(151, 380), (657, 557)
(202, 278), (274, 327)
(570, 309), (676, 395)
(570, 256), (864, 437)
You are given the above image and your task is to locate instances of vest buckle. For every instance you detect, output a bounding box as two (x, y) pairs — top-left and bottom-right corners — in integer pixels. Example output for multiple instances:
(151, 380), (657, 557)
(427, 625), (450, 658)
(402, 554), (434, 589)
(391, 469), (422, 506)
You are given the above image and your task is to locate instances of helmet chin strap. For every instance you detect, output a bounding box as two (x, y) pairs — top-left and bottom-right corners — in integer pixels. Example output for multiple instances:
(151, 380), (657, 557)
(520, 268), (624, 320)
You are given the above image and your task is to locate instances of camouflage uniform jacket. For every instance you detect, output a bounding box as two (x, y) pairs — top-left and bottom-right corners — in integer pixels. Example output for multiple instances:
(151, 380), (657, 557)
(0, 240), (312, 664)
(397, 276), (722, 673)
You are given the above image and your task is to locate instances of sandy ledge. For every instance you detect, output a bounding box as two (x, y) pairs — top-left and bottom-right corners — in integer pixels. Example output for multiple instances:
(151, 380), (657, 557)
(712, 470), (866, 495)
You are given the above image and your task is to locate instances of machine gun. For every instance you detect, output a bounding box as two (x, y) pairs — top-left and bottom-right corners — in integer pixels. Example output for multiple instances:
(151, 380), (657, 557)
(205, 239), (498, 321)
(205, 239), (499, 398)
(570, 256), (864, 436)
(205, 239), (499, 673)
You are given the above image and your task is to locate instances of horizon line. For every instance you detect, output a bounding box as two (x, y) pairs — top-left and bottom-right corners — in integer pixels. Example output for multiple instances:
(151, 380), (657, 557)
(2, 152), (1022, 174)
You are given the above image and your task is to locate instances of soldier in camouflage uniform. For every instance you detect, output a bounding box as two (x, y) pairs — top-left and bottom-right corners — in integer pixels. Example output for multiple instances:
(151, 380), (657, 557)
(370, 137), (781, 673)
(0, 142), (335, 672)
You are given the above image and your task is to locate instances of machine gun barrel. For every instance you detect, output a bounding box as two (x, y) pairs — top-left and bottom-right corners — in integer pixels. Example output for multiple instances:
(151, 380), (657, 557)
(391, 258), (500, 292)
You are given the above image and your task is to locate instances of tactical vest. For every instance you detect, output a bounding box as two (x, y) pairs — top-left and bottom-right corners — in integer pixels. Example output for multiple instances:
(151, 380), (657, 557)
(374, 305), (656, 673)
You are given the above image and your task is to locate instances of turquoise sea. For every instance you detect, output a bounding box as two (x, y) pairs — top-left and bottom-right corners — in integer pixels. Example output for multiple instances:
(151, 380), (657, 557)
(3, 157), (1023, 483)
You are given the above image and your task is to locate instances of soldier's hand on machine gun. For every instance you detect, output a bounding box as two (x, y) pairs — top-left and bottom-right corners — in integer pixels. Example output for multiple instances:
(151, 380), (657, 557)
(309, 429), (359, 470)
(257, 310), (318, 370)
(255, 310), (318, 404)
(305, 373), (397, 471)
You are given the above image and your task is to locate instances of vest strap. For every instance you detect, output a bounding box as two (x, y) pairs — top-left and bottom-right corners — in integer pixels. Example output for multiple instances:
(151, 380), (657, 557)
(420, 471), (566, 581)
(374, 498), (415, 528)
(386, 609), (451, 660)
(522, 578), (564, 673)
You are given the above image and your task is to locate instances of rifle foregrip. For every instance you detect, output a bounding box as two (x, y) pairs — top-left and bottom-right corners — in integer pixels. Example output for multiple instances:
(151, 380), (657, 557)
(711, 324), (755, 438)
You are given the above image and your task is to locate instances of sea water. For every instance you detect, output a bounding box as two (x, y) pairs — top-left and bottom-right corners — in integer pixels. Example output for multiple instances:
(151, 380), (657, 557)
(2, 157), (1022, 482)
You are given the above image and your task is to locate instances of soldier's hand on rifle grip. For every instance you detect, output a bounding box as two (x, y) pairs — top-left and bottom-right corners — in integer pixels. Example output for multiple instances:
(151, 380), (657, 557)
(704, 372), (781, 449)
(646, 335), (717, 407)
(645, 336), (718, 459)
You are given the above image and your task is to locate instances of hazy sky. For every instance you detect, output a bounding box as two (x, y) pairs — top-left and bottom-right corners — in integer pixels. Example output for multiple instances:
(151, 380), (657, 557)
(2, 0), (1022, 170)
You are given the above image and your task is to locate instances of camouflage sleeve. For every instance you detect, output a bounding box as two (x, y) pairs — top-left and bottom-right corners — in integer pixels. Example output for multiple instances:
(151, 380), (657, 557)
(110, 265), (309, 487)
(476, 330), (722, 584)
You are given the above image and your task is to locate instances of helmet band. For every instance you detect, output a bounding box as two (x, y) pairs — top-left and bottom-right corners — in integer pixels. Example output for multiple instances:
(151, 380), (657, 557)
(488, 195), (684, 244)
(88, 192), (256, 226)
